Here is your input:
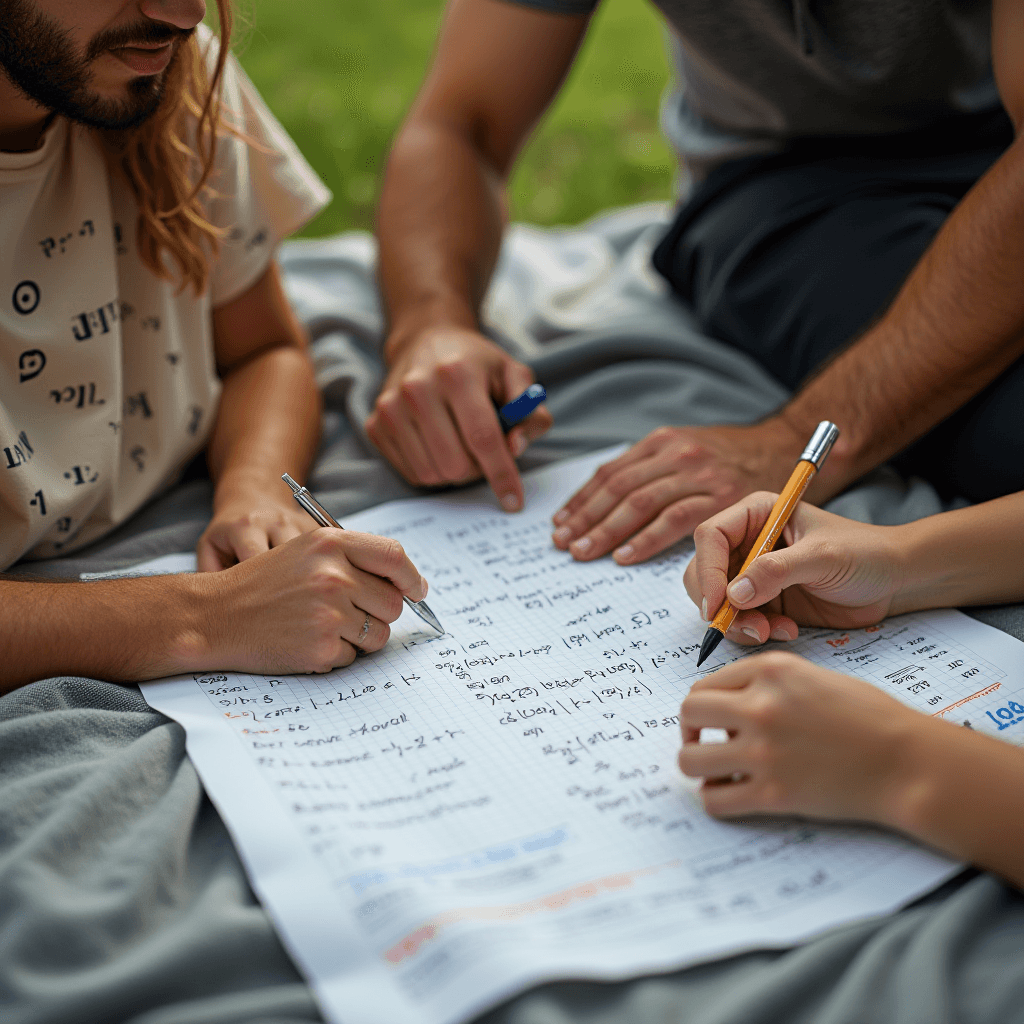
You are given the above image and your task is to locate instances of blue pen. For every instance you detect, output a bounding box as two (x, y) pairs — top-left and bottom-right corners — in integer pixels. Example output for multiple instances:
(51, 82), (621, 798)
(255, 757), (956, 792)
(497, 383), (546, 432)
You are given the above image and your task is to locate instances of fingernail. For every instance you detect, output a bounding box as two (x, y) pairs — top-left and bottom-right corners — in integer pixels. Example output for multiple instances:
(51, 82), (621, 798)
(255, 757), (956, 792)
(553, 526), (572, 544)
(742, 627), (760, 640)
(511, 435), (527, 458)
(553, 509), (569, 524)
(701, 597), (708, 621)
(771, 628), (792, 641)
(419, 574), (429, 598)
(729, 577), (755, 603)
(501, 493), (520, 512)
(570, 536), (592, 554)
(613, 544), (633, 562)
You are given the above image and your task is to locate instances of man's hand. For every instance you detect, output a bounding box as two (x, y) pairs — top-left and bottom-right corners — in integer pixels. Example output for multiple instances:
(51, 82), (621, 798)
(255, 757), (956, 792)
(551, 421), (803, 564)
(678, 652), (924, 823)
(197, 475), (315, 571)
(193, 528), (429, 674)
(683, 492), (904, 646)
(367, 327), (552, 511)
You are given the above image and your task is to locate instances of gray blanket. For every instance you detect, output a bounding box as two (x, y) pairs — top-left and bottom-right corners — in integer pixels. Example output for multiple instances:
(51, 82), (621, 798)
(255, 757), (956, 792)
(2, 205), (1022, 1024)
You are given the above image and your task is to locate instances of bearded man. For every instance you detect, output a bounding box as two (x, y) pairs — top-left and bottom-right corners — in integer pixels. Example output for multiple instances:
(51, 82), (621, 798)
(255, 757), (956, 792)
(0, 1), (428, 692)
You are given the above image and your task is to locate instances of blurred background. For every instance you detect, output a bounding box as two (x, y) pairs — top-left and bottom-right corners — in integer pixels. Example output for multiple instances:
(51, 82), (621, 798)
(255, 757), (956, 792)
(232, 0), (675, 237)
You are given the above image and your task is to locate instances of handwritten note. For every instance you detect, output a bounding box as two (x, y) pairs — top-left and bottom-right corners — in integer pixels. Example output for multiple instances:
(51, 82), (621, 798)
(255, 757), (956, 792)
(140, 448), (1024, 1024)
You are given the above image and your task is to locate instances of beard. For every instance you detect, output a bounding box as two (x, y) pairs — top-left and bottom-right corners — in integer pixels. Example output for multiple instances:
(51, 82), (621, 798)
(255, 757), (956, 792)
(0, 0), (191, 131)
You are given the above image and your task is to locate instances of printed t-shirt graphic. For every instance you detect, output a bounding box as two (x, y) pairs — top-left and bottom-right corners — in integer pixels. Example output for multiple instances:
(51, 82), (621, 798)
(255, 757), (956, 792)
(0, 30), (330, 568)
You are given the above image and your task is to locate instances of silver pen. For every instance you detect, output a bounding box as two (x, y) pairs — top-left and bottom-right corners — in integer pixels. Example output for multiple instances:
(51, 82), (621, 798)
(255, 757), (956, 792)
(282, 473), (445, 635)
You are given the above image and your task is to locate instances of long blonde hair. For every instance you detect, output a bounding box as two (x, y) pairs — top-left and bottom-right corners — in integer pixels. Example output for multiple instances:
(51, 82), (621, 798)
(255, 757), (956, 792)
(106, 1), (234, 295)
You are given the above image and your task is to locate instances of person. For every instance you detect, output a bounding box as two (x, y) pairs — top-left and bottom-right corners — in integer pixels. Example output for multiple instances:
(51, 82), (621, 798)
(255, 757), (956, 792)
(0, 0), (428, 694)
(677, 489), (1024, 890)
(372, 0), (1024, 562)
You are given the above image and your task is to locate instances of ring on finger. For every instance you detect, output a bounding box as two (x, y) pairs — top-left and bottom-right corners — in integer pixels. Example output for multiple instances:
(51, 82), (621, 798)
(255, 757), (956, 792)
(358, 613), (371, 643)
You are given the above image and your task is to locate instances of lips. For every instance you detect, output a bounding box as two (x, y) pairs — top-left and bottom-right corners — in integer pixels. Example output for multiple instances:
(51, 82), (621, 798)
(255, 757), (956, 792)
(108, 43), (174, 75)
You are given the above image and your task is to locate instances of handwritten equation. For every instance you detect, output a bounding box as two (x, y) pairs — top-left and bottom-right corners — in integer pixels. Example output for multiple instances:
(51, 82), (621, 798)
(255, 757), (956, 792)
(140, 448), (1024, 1024)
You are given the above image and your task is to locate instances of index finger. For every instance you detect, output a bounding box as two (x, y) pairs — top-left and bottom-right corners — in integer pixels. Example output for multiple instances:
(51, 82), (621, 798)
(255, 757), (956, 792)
(690, 493), (780, 619)
(687, 656), (763, 695)
(325, 531), (428, 601)
(450, 392), (524, 512)
(551, 442), (651, 525)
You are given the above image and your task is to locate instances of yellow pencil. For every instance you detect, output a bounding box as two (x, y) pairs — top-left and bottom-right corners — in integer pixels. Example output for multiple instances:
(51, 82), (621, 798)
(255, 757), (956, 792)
(696, 421), (840, 668)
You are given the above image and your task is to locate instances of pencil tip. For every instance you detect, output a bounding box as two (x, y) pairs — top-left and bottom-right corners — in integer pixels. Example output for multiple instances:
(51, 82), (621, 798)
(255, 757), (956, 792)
(696, 628), (723, 668)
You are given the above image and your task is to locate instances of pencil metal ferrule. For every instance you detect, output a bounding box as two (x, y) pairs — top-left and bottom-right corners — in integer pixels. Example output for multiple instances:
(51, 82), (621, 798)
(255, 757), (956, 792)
(798, 421), (840, 470)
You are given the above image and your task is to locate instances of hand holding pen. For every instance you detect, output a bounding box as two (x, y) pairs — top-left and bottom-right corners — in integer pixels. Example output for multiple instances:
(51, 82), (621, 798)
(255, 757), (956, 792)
(283, 475), (445, 636)
(366, 328), (551, 511)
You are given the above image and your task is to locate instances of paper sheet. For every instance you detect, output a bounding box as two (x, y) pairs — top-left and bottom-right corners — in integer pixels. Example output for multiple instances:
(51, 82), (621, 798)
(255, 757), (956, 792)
(139, 448), (1024, 1024)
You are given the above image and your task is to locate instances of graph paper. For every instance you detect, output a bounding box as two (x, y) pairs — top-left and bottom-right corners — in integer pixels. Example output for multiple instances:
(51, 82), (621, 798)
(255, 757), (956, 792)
(140, 447), (1024, 1024)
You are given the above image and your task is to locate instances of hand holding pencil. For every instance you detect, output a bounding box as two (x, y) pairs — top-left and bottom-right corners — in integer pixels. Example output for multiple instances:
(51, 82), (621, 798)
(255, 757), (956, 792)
(685, 422), (927, 660)
(694, 422), (839, 666)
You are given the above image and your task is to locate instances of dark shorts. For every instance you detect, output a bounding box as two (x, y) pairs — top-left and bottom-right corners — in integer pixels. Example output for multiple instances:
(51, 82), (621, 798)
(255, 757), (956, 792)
(652, 110), (1019, 503)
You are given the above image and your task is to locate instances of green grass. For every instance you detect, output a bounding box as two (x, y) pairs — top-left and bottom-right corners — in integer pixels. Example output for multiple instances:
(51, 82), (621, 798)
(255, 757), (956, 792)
(232, 0), (674, 236)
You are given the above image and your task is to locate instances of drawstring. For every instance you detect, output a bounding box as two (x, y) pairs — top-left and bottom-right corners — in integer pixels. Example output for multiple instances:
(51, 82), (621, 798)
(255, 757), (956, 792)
(793, 0), (814, 56)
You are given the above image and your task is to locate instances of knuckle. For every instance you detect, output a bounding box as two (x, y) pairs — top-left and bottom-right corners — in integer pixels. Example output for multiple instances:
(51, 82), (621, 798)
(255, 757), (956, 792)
(758, 650), (800, 678)
(365, 623), (391, 651)
(748, 689), (782, 727)
(693, 521), (714, 544)
(650, 426), (676, 444)
(624, 489), (657, 515)
(309, 566), (345, 599)
(662, 502), (693, 530)
(758, 780), (789, 814)
(436, 360), (471, 387)
(669, 445), (698, 471)
(465, 425), (500, 454)
(382, 589), (405, 622)
(398, 379), (429, 407)
(309, 637), (340, 673)
(374, 397), (400, 426)
(377, 536), (406, 571)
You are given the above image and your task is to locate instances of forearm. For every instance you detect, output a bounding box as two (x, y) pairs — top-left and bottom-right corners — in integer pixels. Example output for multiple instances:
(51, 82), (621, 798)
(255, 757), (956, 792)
(377, 118), (506, 360)
(206, 345), (321, 499)
(778, 132), (1024, 500)
(888, 491), (1024, 612)
(0, 577), (205, 693)
(886, 717), (1024, 891)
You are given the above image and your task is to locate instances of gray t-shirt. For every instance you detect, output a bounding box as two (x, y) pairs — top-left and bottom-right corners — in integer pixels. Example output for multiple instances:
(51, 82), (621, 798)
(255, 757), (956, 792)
(505, 0), (997, 186)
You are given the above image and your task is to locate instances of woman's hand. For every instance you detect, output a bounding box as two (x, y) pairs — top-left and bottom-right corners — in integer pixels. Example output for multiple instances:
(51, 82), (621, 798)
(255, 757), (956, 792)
(683, 492), (906, 646)
(189, 528), (428, 674)
(197, 477), (315, 571)
(679, 651), (1024, 892)
(678, 652), (924, 823)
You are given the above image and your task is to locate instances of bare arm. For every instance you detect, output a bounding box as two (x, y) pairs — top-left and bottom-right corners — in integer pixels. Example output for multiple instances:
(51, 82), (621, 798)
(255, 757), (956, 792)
(0, 532), (430, 695)
(786, 0), (1024, 495)
(0, 259), (434, 693)
(552, 0), (1024, 563)
(197, 259), (322, 570)
(370, 0), (586, 508)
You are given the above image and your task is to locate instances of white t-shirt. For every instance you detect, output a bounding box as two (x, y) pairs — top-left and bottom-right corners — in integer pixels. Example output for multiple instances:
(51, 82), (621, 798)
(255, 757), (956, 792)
(0, 40), (330, 569)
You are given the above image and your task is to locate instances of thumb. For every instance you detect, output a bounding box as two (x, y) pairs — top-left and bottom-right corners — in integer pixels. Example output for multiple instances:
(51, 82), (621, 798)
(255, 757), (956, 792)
(726, 540), (836, 608)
